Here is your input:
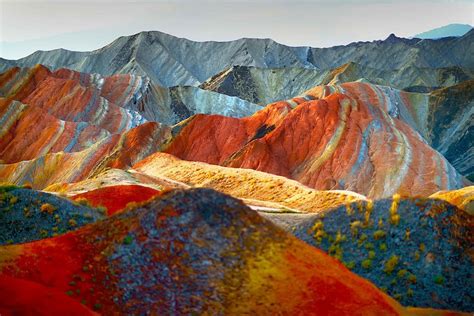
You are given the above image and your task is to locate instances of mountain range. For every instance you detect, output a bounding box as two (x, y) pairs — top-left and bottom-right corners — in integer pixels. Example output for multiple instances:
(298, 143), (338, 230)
(0, 27), (473, 314)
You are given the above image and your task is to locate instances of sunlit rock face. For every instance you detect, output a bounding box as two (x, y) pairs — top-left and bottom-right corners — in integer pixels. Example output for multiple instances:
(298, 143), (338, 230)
(164, 83), (466, 198)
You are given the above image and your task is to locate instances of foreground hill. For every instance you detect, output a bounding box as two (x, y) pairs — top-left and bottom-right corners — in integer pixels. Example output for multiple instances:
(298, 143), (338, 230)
(0, 188), (463, 315)
(263, 192), (474, 311)
(0, 185), (105, 244)
(1, 29), (472, 86)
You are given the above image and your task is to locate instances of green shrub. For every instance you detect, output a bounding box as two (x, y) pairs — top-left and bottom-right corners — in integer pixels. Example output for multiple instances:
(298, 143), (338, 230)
(408, 274), (417, 283)
(9, 196), (18, 204)
(123, 235), (133, 245)
(344, 261), (355, 269)
(361, 259), (372, 269)
(40, 203), (56, 214)
(397, 269), (407, 278)
(373, 230), (386, 240)
(384, 255), (399, 274)
(434, 275), (445, 285)
(368, 250), (376, 259)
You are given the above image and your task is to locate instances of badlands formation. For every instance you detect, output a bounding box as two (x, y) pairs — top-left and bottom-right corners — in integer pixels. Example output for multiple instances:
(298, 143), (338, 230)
(0, 29), (472, 314)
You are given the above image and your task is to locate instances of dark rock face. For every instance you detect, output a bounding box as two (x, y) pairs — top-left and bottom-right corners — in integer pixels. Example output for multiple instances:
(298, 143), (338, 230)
(263, 196), (474, 312)
(427, 80), (474, 180)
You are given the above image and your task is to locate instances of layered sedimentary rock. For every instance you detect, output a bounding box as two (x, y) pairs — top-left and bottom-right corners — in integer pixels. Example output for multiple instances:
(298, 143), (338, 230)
(0, 98), (110, 163)
(71, 185), (161, 215)
(305, 81), (474, 178)
(0, 66), (146, 133)
(0, 122), (170, 188)
(2, 29), (473, 86)
(133, 152), (366, 213)
(430, 186), (474, 214)
(426, 81), (474, 179)
(200, 63), (473, 105)
(164, 87), (465, 198)
(0, 188), (460, 315)
(0, 276), (97, 315)
(0, 65), (261, 125)
(263, 195), (474, 311)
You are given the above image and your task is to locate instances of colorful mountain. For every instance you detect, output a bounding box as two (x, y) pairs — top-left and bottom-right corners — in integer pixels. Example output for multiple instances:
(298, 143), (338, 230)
(164, 85), (466, 198)
(0, 188), (465, 315)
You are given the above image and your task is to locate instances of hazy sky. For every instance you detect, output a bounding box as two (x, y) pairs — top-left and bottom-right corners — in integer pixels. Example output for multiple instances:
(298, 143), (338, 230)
(0, 0), (473, 59)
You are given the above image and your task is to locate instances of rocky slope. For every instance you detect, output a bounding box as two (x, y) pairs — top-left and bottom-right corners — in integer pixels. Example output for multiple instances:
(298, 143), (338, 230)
(0, 122), (170, 187)
(200, 63), (473, 105)
(303, 81), (473, 178)
(0, 65), (261, 126)
(0, 185), (105, 244)
(164, 86), (466, 198)
(263, 194), (474, 311)
(1, 29), (473, 86)
(0, 188), (463, 315)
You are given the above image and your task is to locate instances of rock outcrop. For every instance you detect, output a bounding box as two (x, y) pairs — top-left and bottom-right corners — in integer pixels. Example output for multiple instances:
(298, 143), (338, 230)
(164, 85), (466, 198)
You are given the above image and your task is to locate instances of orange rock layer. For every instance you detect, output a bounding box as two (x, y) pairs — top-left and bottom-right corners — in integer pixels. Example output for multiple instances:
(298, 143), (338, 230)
(164, 85), (464, 198)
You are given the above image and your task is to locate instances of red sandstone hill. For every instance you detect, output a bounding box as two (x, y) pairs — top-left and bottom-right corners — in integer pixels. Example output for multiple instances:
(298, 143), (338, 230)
(0, 122), (170, 188)
(71, 184), (161, 215)
(0, 188), (464, 315)
(164, 86), (465, 198)
(0, 65), (146, 134)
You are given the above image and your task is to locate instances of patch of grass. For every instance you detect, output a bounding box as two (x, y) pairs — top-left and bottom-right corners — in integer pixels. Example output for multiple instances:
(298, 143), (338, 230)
(408, 274), (417, 284)
(344, 261), (355, 269)
(397, 269), (407, 278)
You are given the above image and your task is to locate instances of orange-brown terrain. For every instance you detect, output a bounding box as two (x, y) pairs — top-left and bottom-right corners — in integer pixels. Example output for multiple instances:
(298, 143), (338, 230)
(164, 89), (466, 198)
(0, 28), (472, 315)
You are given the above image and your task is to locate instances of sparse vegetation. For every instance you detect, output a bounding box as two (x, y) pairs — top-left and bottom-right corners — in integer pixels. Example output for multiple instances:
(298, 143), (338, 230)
(389, 194), (400, 225)
(40, 203), (56, 214)
(434, 275), (445, 285)
(384, 255), (399, 274)
(361, 259), (372, 269)
(373, 230), (386, 240)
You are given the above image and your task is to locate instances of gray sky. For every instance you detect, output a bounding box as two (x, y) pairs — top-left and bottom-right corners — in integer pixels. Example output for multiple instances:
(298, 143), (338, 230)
(0, 0), (473, 59)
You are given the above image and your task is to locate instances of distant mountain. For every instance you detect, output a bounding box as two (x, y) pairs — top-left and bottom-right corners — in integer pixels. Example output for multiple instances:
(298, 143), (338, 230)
(413, 24), (472, 39)
(200, 63), (473, 105)
(1, 29), (473, 87)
